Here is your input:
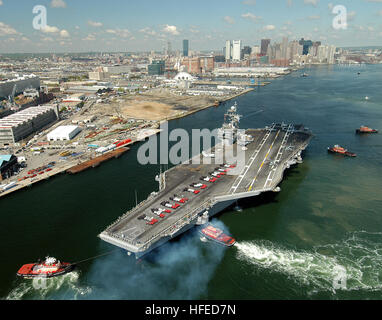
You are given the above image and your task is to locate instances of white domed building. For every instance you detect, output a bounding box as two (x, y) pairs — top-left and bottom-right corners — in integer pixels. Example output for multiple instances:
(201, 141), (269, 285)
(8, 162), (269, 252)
(173, 72), (197, 89)
(174, 72), (197, 81)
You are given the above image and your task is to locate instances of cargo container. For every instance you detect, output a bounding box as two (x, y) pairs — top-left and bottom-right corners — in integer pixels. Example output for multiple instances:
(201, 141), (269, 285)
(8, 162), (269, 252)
(115, 139), (132, 148)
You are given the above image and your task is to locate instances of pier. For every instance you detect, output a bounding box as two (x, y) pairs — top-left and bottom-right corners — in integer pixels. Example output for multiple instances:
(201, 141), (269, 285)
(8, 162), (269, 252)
(66, 147), (129, 174)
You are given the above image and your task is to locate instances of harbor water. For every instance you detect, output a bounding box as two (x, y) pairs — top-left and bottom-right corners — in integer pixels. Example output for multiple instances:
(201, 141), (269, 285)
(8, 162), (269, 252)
(1, 64), (382, 300)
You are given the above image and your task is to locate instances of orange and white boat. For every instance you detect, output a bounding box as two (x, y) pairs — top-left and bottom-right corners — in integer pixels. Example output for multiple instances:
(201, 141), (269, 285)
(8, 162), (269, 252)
(17, 257), (75, 279)
(356, 126), (378, 134)
(200, 225), (236, 247)
(328, 145), (356, 157)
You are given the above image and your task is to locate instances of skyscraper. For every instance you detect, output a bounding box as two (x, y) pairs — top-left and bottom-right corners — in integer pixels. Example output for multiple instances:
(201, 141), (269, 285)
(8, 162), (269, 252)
(183, 40), (189, 57)
(299, 38), (313, 55)
(232, 40), (242, 61)
(225, 40), (232, 61)
(261, 39), (271, 56)
(281, 37), (289, 60)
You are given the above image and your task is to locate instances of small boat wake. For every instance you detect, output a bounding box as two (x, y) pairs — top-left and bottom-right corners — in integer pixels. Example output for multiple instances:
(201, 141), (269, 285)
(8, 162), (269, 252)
(5, 271), (92, 300)
(235, 231), (382, 296)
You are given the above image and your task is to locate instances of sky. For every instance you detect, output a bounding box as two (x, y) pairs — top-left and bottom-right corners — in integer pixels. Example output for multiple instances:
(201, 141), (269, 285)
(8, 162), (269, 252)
(0, 0), (381, 53)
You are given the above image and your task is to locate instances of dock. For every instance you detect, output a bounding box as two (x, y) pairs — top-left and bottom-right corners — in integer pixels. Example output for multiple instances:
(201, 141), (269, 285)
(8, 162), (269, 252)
(67, 147), (129, 174)
(194, 81), (271, 87)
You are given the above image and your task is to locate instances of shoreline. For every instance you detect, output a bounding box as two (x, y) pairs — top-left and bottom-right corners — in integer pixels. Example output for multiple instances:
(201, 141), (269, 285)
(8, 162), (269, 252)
(0, 87), (256, 199)
(164, 88), (254, 122)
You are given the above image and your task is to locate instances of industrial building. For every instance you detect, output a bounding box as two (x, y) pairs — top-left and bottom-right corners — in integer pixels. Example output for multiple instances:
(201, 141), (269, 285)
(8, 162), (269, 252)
(0, 154), (18, 181)
(148, 60), (165, 75)
(182, 56), (214, 74)
(0, 75), (40, 99)
(0, 105), (59, 144)
(47, 125), (81, 141)
(213, 66), (290, 77)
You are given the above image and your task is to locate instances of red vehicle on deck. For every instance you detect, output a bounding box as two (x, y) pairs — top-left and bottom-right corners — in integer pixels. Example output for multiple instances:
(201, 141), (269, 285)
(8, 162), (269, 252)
(210, 172), (222, 178)
(151, 208), (167, 218)
(145, 217), (159, 225)
(17, 257), (74, 279)
(184, 188), (200, 194)
(200, 225), (236, 247)
(190, 183), (207, 189)
(328, 145), (356, 157)
(201, 176), (217, 183)
(170, 195), (188, 203)
(161, 201), (180, 209)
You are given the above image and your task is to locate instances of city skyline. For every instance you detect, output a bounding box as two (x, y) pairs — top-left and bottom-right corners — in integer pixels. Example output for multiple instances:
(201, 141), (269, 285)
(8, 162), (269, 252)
(0, 0), (381, 53)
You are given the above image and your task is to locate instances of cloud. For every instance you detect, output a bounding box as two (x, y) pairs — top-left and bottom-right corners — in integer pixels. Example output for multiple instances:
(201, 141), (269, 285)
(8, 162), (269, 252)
(41, 37), (54, 42)
(51, 0), (66, 8)
(139, 27), (156, 36)
(287, 0), (293, 6)
(88, 20), (103, 27)
(60, 29), (70, 38)
(83, 34), (96, 41)
(0, 0), (3, 6)
(263, 24), (276, 31)
(106, 28), (131, 38)
(241, 12), (262, 22)
(308, 15), (321, 20)
(304, 0), (318, 6)
(0, 22), (19, 36)
(41, 25), (60, 33)
(163, 25), (180, 35)
(223, 16), (235, 24)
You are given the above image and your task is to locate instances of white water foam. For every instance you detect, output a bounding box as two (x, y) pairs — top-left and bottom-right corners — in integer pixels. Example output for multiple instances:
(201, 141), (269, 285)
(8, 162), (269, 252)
(5, 271), (92, 300)
(235, 231), (382, 294)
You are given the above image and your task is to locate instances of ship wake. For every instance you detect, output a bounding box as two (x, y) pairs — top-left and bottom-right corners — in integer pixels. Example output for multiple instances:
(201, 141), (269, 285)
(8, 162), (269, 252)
(5, 271), (92, 300)
(235, 231), (382, 297)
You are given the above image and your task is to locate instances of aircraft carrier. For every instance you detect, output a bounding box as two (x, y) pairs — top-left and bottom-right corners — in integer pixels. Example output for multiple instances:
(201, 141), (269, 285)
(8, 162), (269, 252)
(99, 104), (313, 257)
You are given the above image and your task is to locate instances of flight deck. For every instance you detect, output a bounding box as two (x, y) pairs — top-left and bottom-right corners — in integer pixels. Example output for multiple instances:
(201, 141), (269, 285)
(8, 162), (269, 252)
(99, 113), (313, 258)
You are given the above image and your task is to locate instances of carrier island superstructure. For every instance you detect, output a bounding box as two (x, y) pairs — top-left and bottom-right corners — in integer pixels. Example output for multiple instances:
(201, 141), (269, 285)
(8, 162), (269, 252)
(99, 104), (313, 258)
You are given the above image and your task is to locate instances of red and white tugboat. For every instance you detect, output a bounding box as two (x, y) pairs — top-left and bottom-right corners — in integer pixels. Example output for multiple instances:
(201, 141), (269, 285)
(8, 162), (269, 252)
(200, 225), (236, 247)
(328, 145), (356, 157)
(17, 257), (75, 279)
(356, 126), (378, 134)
